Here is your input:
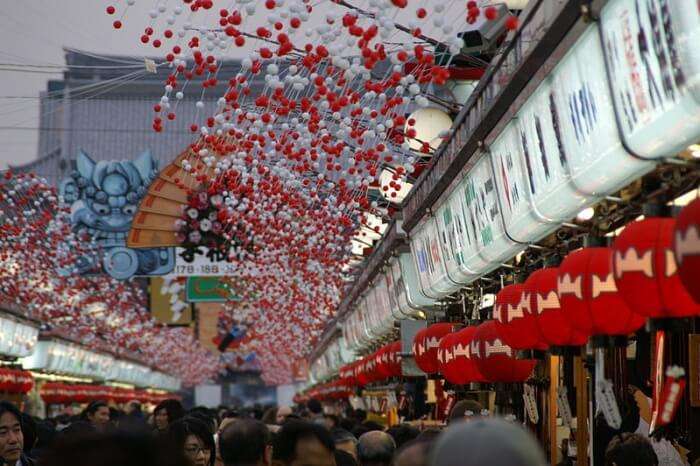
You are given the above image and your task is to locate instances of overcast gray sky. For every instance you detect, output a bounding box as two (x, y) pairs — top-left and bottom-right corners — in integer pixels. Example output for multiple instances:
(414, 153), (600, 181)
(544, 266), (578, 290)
(0, 0), (219, 169)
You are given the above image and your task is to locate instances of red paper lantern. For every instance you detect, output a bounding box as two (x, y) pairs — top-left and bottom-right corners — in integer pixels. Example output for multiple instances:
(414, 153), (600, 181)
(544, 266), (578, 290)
(494, 284), (547, 350)
(413, 323), (457, 374)
(472, 321), (536, 383)
(613, 218), (700, 319)
(674, 198), (700, 303)
(438, 332), (459, 382)
(526, 268), (589, 347)
(385, 341), (402, 378)
(558, 247), (645, 336)
(438, 327), (483, 385)
(374, 345), (392, 381)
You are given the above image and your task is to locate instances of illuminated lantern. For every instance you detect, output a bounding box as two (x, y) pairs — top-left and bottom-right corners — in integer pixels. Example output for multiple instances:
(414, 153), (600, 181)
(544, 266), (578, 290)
(413, 323), (457, 374)
(613, 218), (700, 319)
(558, 248), (645, 336)
(674, 198), (700, 303)
(526, 268), (589, 347)
(472, 321), (536, 383)
(493, 284), (547, 350)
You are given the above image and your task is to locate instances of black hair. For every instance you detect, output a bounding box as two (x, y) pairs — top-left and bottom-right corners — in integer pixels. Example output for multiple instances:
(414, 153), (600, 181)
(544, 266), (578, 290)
(331, 428), (357, 445)
(605, 433), (658, 466)
(0, 400), (23, 426)
(82, 400), (108, 420)
(385, 423), (419, 449)
(335, 449), (358, 466)
(219, 418), (270, 466)
(154, 399), (186, 426)
(272, 420), (335, 462)
(40, 429), (189, 466)
(306, 399), (323, 415)
(187, 410), (217, 435)
(166, 417), (215, 466)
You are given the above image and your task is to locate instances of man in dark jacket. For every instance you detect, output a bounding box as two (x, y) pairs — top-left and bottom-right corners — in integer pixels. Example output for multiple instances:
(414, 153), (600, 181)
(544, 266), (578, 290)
(0, 401), (35, 466)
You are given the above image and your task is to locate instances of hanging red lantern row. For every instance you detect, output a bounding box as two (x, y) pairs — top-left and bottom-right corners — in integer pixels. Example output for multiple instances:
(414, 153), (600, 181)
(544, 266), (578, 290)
(612, 218), (700, 319)
(472, 321), (536, 383)
(374, 341), (402, 380)
(525, 268), (589, 347)
(413, 323), (457, 374)
(39, 383), (177, 405)
(558, 247), (645, 337)
(494, 284), (547, 351)
(674, 198), (700, 304)
(0, 369), (33, 394)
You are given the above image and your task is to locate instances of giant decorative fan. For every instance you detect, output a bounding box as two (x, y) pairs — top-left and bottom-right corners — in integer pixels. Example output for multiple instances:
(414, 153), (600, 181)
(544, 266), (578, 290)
(127, 146), (217, 249)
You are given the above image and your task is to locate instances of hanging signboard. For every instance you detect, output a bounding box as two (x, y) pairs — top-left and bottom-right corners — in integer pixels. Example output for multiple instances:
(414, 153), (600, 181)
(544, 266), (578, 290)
(491, 123), (558, 243)
(600, 0), (700, 159)
(435, 198), (480, 284)
(185, 277), (242, 303)
(150, 277), (193, 325)
(398, 253), (436, 310)
(549, 25), (654, 196)
(514, 79), (594, 221)
(175, 247), (236, 276)
(410, 218), (455, 299)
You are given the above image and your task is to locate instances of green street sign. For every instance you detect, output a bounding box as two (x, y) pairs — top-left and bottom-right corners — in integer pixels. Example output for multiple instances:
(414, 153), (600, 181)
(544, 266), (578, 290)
(186, 277), (242, 303)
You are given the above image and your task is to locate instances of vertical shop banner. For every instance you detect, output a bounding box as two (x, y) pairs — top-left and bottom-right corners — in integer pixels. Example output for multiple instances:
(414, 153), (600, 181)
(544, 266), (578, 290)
(649, 330), (666, 433)
(601, 0), (700, 158)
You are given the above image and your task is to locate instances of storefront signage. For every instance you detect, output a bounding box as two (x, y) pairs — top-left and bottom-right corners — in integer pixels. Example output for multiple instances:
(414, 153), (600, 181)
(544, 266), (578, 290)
(601, 0), (700, 158)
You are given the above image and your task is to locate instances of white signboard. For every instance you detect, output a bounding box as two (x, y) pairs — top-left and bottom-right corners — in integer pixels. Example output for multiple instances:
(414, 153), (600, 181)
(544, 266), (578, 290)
(491, 123), (559, 243)
(515, 79), (593, 221)
(175, 247), (236, 276)
(550, 25), (654, 196)
(601, 0), (700, 158)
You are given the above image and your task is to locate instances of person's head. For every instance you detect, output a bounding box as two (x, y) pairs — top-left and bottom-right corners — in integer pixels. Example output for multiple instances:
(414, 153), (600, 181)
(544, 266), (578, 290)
(322, 415), (339, 431)
(219, 418), (271, 466)
(431, 418), (546, 466)
(272, 420), (335, 466)
(385, 424), (419, 449)
(306, 400), (323, 417)
(84, 401), (110, 430)
(167, 417), (216, 466)
(604, 433), (658, 466)
(40, 429), (190, 466)
(391, 440), (431, 466)
(331, 429), (357, 460)
(447, 400), (483, 425)
(0, 401), (24, 463)
(276, 406), (293, 425)
(261, 408), (278, 426)
(335, 449), (358, 466)
(357, 431), (395, 466)
(155, 399), (186, 432)
(126, 400), (143, 416)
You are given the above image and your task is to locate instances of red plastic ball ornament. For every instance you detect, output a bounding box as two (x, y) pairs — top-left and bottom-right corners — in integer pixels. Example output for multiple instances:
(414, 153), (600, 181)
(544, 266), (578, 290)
(674, 198), (700, 303)
(493, 284), (547, 350)
(613, 218), (700, 319)
(558, 248), (644, 336)
(413, 323), (456, 374)
(526, 268), (589, 347)
(472, 321), (536, 383)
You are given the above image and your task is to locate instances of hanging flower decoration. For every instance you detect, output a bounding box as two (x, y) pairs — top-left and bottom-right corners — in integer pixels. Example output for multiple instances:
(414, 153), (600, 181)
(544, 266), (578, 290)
(99, 0), (519, 383)
(0, 173), (220, 386)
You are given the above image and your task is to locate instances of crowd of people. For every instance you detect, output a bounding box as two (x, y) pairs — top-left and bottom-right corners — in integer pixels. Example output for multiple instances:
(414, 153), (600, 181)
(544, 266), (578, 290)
(0, 397), (676, 466)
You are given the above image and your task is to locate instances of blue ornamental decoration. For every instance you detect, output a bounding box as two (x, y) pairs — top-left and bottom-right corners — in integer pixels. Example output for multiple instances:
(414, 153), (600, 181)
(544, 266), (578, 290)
(59, 150), (175, 280)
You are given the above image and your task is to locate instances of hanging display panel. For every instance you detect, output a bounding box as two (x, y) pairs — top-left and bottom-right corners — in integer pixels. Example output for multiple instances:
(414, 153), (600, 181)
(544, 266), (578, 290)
(600, 0), (700, 158)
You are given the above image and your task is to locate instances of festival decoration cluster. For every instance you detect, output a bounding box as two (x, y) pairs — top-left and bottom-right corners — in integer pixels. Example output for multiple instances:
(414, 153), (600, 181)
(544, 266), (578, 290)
(103, 0), (512, 382)
(0, 173), (219, 386)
